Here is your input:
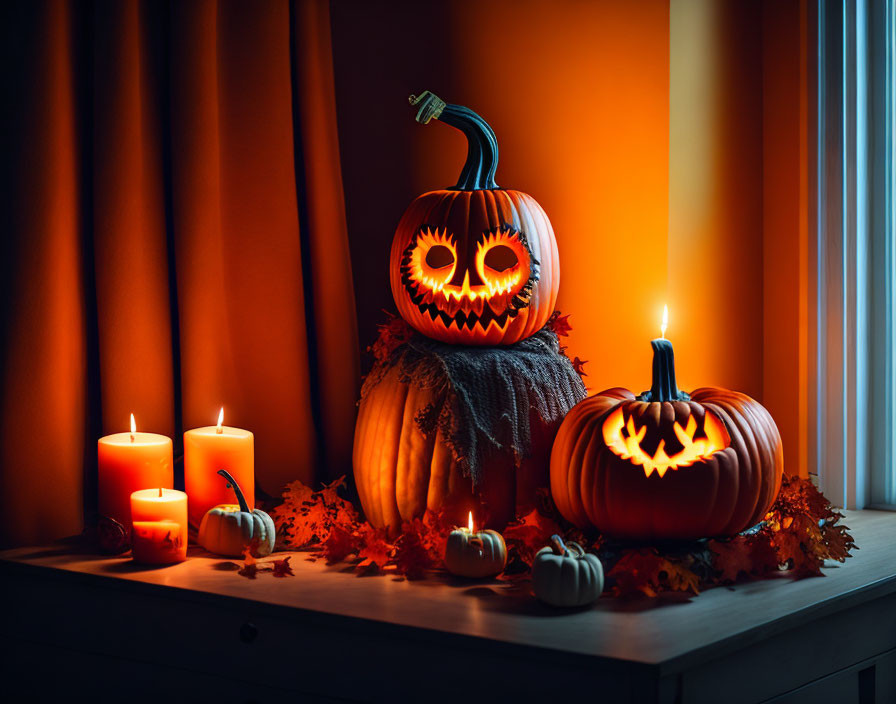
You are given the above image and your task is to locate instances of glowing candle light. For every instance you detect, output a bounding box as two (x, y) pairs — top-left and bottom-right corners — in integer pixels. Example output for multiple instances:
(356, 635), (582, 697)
(97, 414), (173, 527)
(184, 407), (254, 527)
(444, 509), (506, 578)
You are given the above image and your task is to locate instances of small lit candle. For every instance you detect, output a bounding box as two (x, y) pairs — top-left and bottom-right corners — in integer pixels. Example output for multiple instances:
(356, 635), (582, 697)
(130, 488), (188, 564)
(97, 414), (173, 527)
(640, 305), (689, 403)
(444, 511), (507, 578)
(184, 408), (254, 527)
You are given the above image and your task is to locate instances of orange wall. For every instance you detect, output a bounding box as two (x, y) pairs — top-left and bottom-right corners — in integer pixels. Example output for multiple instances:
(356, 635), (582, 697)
(668, 0), (764, 399)
(331, 0), (808, 472)
(332, 0), (671, 390)
(762, 0), (810, 478)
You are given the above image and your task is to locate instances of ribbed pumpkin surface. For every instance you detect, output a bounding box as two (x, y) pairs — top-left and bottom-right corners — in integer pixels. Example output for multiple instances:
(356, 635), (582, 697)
(550, 387), (783, 541)
(353, 366), (553, 533)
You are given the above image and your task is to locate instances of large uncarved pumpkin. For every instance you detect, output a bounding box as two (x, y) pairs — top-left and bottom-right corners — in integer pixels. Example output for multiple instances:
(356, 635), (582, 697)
(353, 366), (553, 534)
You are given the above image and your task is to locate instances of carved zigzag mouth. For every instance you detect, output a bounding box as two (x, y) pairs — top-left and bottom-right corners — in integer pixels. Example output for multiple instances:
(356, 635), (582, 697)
(399, 225), (539, 333)
(407, 285), (518, 332)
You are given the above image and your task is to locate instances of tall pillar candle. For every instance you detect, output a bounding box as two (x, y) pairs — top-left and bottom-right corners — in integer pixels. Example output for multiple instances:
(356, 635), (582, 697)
(184, 408), (254, 527)
(130, 488), (188, 564)
(98, 414), (173, 527)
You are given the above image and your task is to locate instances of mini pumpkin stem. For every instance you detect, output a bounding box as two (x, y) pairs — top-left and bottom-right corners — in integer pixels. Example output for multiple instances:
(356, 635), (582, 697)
(217, 469), (250, 513)
(640, 338), (690, 403)
(409, 90), (499, 191)
(550, 534), (568, 556)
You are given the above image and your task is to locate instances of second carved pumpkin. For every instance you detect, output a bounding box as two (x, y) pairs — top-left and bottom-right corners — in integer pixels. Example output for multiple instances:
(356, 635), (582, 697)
(391, 91), (560, 346)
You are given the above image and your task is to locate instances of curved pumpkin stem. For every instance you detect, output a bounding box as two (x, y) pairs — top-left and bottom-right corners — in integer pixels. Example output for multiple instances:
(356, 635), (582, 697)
(550, 534), (568, 556)
(639, 339), (690, 403)
(409, 91), (499, 191)
(217, 469), (250, 514)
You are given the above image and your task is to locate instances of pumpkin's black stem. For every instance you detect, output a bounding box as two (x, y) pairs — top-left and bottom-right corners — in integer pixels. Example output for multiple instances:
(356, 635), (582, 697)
(409, 90), (499, 191)
(638, 339), (690, 403)
(217, 469), (250, 513)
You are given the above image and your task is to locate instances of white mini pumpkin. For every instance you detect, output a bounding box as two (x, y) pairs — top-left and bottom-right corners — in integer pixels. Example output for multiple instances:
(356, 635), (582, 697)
(198, 469), (276, 557)
(532, 535), (604, 607)
(444, 528), (507, 578)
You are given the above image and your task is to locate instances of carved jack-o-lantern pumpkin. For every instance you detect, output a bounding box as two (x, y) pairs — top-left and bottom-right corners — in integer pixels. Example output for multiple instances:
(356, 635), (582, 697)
(391, 91), (559, 345)
(550, 337), (783, 541)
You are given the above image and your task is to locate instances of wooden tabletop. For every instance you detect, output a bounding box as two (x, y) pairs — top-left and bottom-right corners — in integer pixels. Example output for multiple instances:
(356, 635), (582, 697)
(2, 509), (895, 678)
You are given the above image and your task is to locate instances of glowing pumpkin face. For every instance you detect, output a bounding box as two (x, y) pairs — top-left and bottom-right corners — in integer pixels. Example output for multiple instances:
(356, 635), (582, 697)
(601, 403), (730, 478)
(391, 92), (559, 345)
(399, 225), (538, 339)
(550, 332), (783, 541)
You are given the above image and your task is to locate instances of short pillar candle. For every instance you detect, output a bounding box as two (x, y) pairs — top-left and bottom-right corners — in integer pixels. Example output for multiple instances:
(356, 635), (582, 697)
(130, 488), (188, 564)
(184, 408), (254, 527)
(98, 414), (173, 527)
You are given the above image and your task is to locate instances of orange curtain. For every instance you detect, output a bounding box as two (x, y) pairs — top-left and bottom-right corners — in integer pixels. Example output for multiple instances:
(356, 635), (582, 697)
(0, 0), (358, 547)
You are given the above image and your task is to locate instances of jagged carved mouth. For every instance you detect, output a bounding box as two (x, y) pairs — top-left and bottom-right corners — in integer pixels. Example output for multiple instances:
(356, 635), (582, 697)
(400, 226), (538, 333)
(602, 406), (731, 478)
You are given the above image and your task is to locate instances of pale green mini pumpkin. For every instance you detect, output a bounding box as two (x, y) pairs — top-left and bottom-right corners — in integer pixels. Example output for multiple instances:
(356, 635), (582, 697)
(444, 527), (507, 578)
(198, 469), (276, 557)
(532, 535), (604, 607)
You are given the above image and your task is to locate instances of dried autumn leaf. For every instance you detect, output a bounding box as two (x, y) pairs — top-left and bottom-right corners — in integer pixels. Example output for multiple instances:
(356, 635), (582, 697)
(503, 509), (562, 566)
(709, 537), (754, 583)
(822, 523), (857, 562)
(356, 524), (392, 573)
(322, 523), (358, 564)
(609, 549), (665, 598)
(547, 312), (573, 337)
(272, 556), (294, 578)
(570, 357), (588, 377)
(393, 523), (433, 579)
(660, 559), (701, 594)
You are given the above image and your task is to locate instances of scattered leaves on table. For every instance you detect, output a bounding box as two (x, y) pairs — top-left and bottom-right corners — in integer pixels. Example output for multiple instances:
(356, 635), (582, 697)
(240, 474), (856, 597)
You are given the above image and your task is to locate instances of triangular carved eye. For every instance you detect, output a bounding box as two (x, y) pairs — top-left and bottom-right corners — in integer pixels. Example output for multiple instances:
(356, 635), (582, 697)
(483, 245), (518, 272)
(425, 244), (455, 269)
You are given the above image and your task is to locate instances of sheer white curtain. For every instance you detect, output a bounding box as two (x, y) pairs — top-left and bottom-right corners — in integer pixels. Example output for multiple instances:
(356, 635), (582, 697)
(815, 0), (895, 509)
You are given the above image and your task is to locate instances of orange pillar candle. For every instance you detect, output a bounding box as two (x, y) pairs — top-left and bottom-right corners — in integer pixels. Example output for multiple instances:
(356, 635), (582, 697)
(130, 488), (188, 564)
(184, 408), (254, 527)
(98, 414), (173, 526)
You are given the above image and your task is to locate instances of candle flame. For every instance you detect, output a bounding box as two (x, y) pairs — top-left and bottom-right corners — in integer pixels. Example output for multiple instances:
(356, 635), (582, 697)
(661, 304), (668, 340)
(216, 407), (224, 434)
(468, 510), (474, 532)
(130, 413), (136, 441)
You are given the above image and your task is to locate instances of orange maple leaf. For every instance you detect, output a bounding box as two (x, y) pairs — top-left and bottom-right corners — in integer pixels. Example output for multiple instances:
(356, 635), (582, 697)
(272, 556), (294, 578)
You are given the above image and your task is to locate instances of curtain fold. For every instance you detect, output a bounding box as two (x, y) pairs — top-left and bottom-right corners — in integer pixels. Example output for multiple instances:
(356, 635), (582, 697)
(0, 0), (359, 547)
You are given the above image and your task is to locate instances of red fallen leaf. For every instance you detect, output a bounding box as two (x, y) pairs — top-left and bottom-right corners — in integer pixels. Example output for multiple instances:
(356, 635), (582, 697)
(238, 544), (259, 579)
(322, 523), (358, 564)
(393, 523), (433, 579)
(421, 509), (450, 564)
(269, 476), (360, 550)
(822, 523), (857, 562)
(709, 536), (754, 583)
(570, 357), (588, 377)
(773, 527), (823, 578)
(97, 516), (130, 555)
(356, 524), (392, 573)
(547, 312), (573, 337)
(661, 559), (701, 594)
(369, 312), (415, 363)
(609, 549), (665, 598)
(748, 533), (781, 575)
(272, 556), (294, 578)
(503, 509), (561, 566)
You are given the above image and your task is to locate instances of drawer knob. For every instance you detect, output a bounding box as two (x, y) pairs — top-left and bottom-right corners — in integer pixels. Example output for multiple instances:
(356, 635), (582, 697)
(239, 622), (259, 643)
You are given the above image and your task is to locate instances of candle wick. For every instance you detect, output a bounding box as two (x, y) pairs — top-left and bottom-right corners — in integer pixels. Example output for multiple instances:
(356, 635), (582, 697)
(130, 433), (135, 443)
(158, 487), (163, 498)
(216, 427), (223, 434)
